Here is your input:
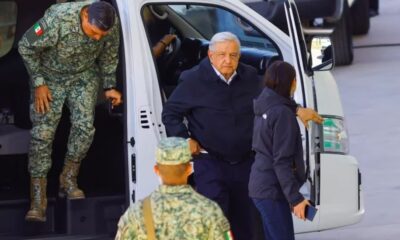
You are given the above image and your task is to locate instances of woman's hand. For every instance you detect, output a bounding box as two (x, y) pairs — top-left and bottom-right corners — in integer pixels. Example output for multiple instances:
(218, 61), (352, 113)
(293, 199), (310, 221)
(297, 107), (323, 128)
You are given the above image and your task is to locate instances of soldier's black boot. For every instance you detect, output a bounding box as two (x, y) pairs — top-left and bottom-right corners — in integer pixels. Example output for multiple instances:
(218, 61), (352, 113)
(59, 161), (85, 199)
(25, 177), (47, 222)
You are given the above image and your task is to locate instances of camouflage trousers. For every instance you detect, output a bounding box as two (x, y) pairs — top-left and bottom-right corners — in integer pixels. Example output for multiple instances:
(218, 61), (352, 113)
(28, 70), (100, 177)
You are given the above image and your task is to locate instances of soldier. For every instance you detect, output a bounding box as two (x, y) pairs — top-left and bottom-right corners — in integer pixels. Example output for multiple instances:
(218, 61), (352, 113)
(115, 137), (233, 240)
(19, 1), (122, 222)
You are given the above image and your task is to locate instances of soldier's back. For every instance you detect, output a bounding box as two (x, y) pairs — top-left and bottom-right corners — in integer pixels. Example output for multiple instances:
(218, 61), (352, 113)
(44, 1), (89, 24)
(116, 185), (231, 240)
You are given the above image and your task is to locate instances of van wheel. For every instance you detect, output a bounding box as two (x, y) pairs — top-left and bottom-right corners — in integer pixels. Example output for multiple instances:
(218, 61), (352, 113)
(351, 0), (370, 35)
(331, 1), (353, 66)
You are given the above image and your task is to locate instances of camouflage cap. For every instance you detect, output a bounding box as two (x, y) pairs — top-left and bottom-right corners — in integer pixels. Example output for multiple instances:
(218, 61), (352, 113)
(156, 137), (192, 165)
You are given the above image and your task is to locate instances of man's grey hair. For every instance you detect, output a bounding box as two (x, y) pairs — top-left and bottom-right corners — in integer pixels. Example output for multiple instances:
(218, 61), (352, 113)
(209, 32), (241, 52)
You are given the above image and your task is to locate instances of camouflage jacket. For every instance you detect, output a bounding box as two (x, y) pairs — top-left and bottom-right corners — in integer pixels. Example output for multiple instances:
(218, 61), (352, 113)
(115, 185), (232, 240)
(18, 0), (120, 88)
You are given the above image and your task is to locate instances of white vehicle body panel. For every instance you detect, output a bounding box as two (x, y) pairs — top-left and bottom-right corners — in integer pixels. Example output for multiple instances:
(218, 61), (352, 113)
(117, 0), (165, 200)
(314, 71), (344, 116)
(319, 154), (364, 229)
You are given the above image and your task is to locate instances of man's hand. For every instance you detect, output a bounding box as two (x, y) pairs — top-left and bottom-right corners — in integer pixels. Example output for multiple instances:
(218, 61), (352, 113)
(297, 107), (324, 128)
(34, 85), (53, 114)
(161, 34), (176, 46)
(104, 89), (122, 107)
(293, 199), (310, 221)
(188, 138), (201, 155)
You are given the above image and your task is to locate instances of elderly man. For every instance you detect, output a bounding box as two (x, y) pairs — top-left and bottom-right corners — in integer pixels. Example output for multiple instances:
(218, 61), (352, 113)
(19, 1), (122, 222)
(115, 137), (232, 240)
(162, 32), (323, 239)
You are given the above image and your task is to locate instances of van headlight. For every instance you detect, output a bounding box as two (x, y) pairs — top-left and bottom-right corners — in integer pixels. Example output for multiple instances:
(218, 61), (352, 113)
(321, 116), (349, 154)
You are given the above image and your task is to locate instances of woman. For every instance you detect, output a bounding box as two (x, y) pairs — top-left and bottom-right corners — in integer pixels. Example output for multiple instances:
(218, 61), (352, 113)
(249, 61), (310, 240)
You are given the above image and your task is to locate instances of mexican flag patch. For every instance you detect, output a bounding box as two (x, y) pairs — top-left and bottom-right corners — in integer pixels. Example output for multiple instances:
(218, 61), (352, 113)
(224, 230), (234, 240)
(34, 23), (43, 36)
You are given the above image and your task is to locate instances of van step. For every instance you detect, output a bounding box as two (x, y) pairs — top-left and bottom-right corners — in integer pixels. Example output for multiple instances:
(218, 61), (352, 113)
(0, 196), (125, 239)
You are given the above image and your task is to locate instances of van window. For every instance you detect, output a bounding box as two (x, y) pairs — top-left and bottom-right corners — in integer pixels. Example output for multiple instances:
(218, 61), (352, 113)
(170, 5), (278, 53)
(0, 1), (17, 58)
(141, 3), (282, 98)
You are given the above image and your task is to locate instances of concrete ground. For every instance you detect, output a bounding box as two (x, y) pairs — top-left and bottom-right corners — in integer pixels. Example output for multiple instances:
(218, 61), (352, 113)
(297, 0), (400, 239)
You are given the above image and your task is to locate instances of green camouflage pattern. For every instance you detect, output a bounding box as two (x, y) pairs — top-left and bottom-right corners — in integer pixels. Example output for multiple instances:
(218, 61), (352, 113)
(156, 137), (192, 165)
(19, 1), (120, 177)
(26, 178), (47, 221)
(28, 70), (99, 177)
(30, 178), (47, 212)
(18, 0), (120, 89)
(59, 161), (85, 198)
(115, 185), (231, 240)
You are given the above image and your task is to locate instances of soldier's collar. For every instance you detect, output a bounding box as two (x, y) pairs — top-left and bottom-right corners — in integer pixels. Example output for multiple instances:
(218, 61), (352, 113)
(157, 184), (192, 194)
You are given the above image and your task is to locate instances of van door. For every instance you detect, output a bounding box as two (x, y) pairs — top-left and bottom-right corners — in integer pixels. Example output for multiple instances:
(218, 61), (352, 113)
(119, 0), (165, 202)
(283, 0), (321, 232)
(284, 0), (364, 232)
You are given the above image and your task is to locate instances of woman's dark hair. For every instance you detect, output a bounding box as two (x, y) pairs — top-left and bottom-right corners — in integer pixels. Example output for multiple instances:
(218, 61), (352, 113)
(88, 1), (116, 32)
(264, 60), (296, 98)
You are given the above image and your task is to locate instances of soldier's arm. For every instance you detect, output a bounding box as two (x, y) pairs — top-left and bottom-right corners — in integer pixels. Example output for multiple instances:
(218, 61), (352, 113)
(18, 8), (59, 88)
(208, 205), (232, 240)
(98, 16), (120, 90)
(115, 207), (140, 240)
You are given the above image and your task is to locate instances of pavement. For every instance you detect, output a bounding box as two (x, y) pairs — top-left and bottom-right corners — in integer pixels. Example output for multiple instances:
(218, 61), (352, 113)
(296, 0), (400, 239)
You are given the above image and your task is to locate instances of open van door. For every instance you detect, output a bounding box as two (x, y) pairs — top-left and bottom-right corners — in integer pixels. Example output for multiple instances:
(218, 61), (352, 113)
(283, 0), (322, 232)
(284, 0), (364, 232)
(119, 0), (164, 204)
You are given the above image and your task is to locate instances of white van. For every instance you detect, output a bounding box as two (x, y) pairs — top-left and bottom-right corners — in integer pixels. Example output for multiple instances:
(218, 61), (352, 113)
(0, 0), (364, 238)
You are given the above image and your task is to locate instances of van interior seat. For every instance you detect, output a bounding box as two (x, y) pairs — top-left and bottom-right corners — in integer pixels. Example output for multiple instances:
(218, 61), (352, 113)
(0, 48), (32, 130)
(0, 0), (55, 131)
(0, 125), (30, 155)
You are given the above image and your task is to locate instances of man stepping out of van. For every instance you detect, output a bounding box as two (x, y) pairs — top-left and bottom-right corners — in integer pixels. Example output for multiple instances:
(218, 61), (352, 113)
(115, 137), (233, 240)
(162, 32), (323, 239)
(19, 1), (122, 222)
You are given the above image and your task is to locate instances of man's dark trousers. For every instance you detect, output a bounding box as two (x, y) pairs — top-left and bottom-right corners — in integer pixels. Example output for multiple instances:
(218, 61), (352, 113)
(193, 153), (254, 240)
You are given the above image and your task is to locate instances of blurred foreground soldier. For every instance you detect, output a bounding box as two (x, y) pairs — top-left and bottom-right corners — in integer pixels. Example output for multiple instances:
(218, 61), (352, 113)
(115, 137), (232, 240)
(19, 1), (122, 222)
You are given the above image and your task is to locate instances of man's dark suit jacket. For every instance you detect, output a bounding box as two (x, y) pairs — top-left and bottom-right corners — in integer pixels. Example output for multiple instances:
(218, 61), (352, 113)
(162, 57), (262, 163)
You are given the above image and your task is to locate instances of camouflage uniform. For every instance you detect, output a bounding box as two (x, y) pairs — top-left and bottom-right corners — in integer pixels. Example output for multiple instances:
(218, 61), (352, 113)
(115, 137), (232, 240)
(18, 0), (120, 177)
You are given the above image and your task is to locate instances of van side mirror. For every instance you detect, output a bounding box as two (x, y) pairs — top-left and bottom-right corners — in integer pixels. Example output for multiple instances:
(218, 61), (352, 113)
(310, 37), (334, 71)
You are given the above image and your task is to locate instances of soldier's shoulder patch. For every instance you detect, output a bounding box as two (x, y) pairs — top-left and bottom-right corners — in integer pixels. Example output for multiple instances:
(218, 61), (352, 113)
(26, 19), (49, 43)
